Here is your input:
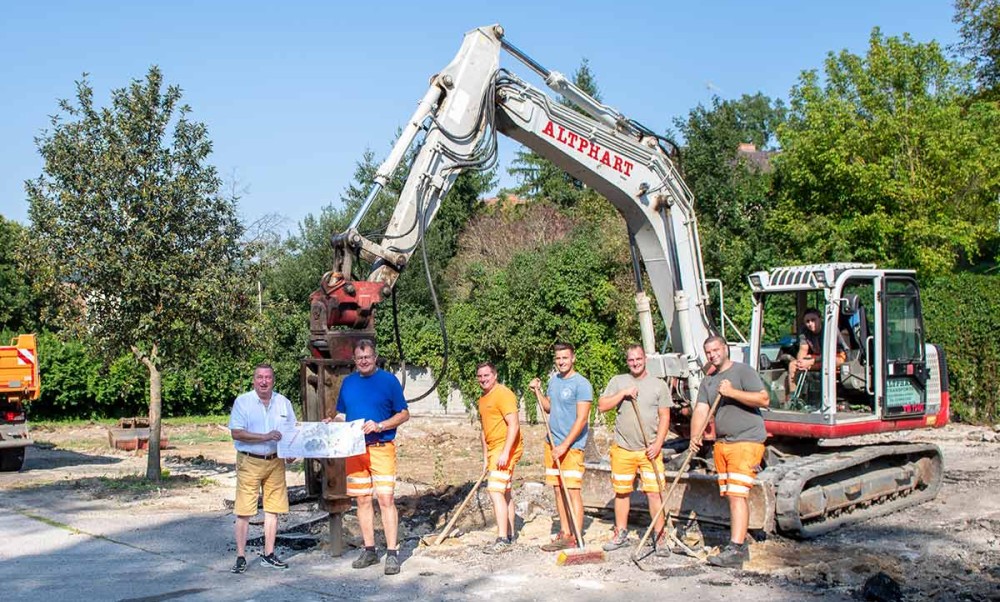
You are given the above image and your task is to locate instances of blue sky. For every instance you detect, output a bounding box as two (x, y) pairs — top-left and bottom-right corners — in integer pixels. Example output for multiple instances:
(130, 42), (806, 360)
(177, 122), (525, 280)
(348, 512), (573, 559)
(0, 1), (961, 233)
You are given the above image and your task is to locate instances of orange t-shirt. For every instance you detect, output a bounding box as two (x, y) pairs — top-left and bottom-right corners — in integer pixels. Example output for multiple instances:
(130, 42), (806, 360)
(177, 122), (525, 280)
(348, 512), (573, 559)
(478, 383), (523, 453)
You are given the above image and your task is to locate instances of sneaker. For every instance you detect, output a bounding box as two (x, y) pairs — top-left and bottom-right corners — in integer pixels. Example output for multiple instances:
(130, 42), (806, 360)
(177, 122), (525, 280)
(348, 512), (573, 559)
(540, 532), (576, 552)
(352, 548), (380, 569)
(602, 528), (630, 552)
(259, 552), (288, 570)
(384, 552), (401, 575)
(707, 542), (749, 568)
(230, 556), (247, 574)
(483, 537), (513, 555)
(651, 531), (672, 558)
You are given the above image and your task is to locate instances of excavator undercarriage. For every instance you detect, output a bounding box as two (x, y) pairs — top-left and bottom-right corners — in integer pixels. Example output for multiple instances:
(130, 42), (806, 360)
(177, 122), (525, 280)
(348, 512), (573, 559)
(583, 440), (943, 539)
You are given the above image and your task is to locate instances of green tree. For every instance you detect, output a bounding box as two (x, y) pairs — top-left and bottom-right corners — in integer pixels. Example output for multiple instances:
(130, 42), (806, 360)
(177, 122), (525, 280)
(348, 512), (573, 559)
(954, 0), (1000, 97)
(674, 93), (786, 295)
(0, 216), (40, 332)
(508, 59), (602, 207)
(772, 29), (1000, 276)
(26, 67), (256, 480)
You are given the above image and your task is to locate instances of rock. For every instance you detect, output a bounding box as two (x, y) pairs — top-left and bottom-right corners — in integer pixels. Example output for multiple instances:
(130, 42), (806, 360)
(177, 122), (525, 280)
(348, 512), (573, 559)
(861, 571), (903, 602)
(981, 432), (997, 443)
(993, 424), (1000, 433)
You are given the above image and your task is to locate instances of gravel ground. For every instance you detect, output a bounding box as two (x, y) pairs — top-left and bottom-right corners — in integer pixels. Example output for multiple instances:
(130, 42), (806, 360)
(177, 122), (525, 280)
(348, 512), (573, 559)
(1, 418), (998, 601)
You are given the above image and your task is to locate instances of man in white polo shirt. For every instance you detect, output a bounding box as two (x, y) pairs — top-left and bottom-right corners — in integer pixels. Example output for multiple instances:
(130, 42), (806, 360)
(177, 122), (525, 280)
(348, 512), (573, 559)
(228, 363), (297, 573)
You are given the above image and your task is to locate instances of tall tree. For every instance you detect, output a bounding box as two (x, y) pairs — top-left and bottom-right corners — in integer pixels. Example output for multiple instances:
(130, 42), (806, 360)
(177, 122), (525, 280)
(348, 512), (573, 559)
(26, 67), (255, 480)
(674, 93), (786, 291)
(0, 216), (40, 333)
(772, 29), (1000, 275)
(954, 0), (1000, 97)
(508, 59), (602, 207)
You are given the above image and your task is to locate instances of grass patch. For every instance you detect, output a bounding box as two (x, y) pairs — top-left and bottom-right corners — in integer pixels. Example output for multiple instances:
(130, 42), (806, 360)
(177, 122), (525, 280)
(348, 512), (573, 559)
(163, 415), (229, 427)
(29, 414), (229, 428)
(170, 430), (232, 446)
(85, 473), (218, 497)
(30, 418), (117, 429)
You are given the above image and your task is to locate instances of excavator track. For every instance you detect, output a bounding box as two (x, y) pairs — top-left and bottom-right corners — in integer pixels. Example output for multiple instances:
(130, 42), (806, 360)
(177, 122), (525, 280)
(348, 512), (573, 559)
(763, 442), (943, 539)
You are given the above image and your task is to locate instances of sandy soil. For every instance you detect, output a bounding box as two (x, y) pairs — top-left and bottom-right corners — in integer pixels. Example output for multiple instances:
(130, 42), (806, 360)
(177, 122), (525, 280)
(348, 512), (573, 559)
(2, 417), (999, 601)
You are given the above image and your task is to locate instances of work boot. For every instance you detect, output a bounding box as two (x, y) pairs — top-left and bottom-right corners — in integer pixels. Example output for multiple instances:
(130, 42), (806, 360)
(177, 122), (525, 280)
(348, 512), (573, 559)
(352, 547), (380, 569)
(540, 532), (576, 552)
(601, 528), (630, 552)
(707, 541), (750, 568)
(384, 551), (401, 575)
(482, 537), (513, 555)
(651, 531), (672, 558)
(259, 552), (288, 570)
(230, 556), (247, 574)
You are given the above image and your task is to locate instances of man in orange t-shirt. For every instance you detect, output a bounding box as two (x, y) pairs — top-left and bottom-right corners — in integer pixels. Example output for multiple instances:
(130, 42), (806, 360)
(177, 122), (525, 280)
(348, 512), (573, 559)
(476, 361), (523, 554)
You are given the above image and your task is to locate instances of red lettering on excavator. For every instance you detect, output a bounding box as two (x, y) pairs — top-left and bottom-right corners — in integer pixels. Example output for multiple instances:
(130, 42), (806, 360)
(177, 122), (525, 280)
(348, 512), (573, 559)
(556, 125), (568, 144)
(540, 119), (633, 179)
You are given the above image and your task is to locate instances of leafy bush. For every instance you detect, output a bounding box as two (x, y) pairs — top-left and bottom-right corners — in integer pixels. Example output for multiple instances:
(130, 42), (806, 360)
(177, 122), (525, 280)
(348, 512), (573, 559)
(922, 273), (1000, 423)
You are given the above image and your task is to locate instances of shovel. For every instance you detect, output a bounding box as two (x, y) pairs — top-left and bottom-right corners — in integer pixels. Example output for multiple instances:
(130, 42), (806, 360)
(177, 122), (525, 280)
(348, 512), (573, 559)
(631, 393), (722, 568)
(628, 395), (707, 566)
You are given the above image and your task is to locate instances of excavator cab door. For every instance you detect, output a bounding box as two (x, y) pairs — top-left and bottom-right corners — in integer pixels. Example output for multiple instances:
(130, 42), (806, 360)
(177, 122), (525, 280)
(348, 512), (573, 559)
(878, 277), (928, 419)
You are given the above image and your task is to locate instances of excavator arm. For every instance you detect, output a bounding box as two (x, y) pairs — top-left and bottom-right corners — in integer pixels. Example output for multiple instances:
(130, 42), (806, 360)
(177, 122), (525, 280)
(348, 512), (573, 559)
(311, 24), (716, 394)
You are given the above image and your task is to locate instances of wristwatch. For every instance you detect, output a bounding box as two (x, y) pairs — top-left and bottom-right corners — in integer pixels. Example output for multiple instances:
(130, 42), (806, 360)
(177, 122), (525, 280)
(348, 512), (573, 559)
(376, 422), (384, 432)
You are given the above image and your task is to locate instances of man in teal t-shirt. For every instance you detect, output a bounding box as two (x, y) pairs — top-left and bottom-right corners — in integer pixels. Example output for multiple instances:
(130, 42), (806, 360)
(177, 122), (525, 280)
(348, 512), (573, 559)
(530, 342), (593, 552)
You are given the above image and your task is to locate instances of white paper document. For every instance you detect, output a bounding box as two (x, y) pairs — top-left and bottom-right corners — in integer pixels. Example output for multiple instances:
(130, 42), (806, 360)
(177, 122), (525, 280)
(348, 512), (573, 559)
(278, 420), (366, 459)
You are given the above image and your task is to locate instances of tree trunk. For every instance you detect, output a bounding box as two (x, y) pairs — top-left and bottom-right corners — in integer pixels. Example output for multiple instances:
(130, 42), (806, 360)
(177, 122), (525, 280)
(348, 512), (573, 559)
(134, 345), (162, 482)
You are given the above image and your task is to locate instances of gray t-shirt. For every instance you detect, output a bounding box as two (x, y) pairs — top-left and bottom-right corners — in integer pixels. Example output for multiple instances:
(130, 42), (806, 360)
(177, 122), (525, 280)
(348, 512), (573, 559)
(603, 373), (673, 451)
(696, 362), (767, 443)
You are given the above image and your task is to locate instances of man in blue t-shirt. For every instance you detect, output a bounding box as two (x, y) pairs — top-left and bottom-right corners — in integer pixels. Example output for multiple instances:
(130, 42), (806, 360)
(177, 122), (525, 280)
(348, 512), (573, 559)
(334, 339), (409, 575)
(529, 342), (593, 552)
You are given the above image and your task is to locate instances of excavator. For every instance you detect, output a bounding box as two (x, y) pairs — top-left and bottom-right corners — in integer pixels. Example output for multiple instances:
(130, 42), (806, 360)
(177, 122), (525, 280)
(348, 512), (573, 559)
(299, 24), (947, 552)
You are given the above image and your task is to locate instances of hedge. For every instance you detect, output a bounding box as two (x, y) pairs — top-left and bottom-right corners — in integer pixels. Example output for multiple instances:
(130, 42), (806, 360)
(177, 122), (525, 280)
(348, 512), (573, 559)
(922, 273), (999, 424)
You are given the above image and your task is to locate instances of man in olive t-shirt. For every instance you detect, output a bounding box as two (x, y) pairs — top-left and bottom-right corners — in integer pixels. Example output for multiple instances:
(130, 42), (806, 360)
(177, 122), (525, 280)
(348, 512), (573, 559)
(597, 344), (672, 554)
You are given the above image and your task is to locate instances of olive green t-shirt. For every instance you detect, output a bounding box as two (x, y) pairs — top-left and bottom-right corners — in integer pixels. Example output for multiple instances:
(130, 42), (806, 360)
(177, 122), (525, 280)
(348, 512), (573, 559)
(602, 373), (673, 451)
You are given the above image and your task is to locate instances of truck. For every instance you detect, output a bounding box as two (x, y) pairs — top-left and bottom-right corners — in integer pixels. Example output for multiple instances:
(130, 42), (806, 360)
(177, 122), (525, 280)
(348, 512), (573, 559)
(300, 24), (947, 549)
(0, 334), (39, 471)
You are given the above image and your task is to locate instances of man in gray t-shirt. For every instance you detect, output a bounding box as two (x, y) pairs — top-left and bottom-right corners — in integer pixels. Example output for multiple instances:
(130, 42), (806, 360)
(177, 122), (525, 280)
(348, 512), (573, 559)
(689, 335), (770, 569)
(596, 344), (673, 554)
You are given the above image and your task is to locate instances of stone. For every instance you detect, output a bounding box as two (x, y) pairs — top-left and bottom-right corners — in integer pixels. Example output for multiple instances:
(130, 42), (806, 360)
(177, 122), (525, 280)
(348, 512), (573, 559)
(861, 571), (903, 602)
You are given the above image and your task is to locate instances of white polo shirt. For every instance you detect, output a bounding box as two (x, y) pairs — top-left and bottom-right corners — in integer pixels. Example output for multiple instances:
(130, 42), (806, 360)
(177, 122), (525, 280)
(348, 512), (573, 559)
(228, 390), (297, 456)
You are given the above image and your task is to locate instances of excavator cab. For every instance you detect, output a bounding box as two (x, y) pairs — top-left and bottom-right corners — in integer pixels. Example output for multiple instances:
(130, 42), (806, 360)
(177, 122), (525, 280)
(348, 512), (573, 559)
(748, 263), (948, 437)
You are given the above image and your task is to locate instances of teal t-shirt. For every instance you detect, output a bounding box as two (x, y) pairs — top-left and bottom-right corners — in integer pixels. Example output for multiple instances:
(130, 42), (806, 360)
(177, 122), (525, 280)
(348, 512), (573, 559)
(547, 372), (593, 450)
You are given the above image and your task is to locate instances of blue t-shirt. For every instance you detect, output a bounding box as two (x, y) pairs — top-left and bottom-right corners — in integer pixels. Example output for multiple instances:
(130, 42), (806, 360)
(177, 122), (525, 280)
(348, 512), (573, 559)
(336, 369), (408, 444)
(547, 372), (593, 450)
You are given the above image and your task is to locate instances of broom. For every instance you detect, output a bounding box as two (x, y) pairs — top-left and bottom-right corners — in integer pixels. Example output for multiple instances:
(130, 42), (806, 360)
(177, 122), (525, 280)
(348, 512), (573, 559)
(537, 400), (606, 566)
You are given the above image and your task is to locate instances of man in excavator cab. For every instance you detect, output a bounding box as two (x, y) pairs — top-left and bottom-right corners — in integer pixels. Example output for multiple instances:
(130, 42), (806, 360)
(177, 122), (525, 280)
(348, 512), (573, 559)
(786, 308), (848, 407)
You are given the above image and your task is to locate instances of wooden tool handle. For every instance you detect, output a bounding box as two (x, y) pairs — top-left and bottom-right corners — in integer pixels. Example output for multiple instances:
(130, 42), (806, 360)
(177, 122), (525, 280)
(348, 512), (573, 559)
(433, 468), (489, 546)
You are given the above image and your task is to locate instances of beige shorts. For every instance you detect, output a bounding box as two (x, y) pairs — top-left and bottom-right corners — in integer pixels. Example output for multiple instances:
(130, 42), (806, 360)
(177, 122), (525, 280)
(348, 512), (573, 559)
(234, 452), (288, 516)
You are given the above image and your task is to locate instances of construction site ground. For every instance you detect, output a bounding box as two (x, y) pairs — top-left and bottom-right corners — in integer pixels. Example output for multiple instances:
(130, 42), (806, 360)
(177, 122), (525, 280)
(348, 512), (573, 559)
(1, 416), (998, 601)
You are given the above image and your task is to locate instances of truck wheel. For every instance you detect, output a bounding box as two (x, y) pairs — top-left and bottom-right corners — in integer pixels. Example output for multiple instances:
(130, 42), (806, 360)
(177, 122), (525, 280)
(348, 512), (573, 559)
(0, 447), (25, 471)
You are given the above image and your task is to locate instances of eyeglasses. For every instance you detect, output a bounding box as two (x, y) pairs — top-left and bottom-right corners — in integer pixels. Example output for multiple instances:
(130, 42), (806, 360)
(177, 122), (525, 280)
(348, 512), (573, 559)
(355, 355), (375, 361)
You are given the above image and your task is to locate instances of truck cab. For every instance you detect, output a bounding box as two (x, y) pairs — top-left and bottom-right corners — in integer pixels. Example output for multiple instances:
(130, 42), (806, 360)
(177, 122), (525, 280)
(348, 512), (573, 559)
(0, 334), (39, 471)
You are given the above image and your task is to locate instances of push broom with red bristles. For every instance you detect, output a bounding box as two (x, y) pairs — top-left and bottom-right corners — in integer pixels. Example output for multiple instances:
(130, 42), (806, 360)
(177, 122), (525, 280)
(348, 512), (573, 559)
(538, 403), (606, 566)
